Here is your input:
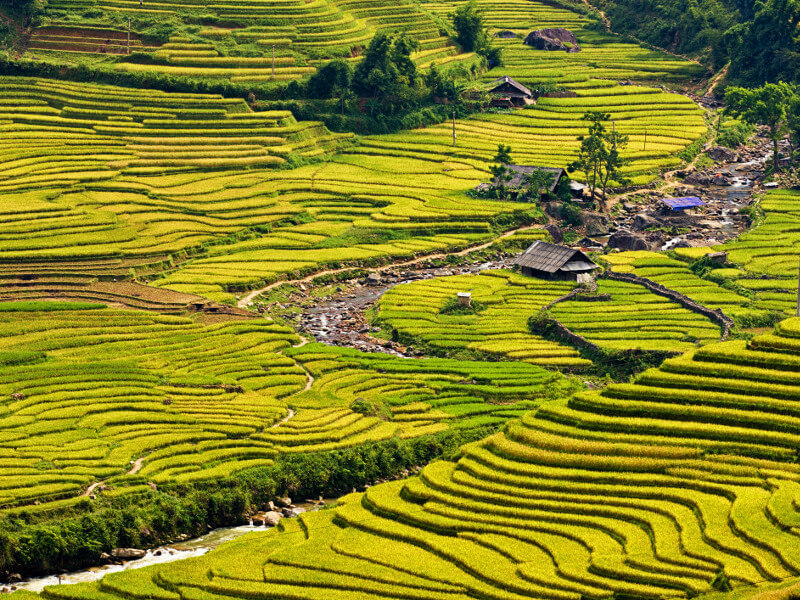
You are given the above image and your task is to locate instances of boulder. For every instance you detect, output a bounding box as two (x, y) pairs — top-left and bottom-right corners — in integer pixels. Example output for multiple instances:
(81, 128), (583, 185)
(276, 496), (292, 507)
(541, 201), (562, 219)
(365, 273), (382, 286)
(712, 174), (732, 186)
(111, 548), (146, 560)
(545, 224), (563, 244)
(495, 30), (517, 38)
(684, 172), (711, 185)
(671, 239), (693, 249)
(264, 511), (282, 526)
(524, 28), (580, 52)
(581, 211), (610, 236)
(632, 213), (660, 231)
(707, 146), (738, 162)
(252, 515), (265, 526)
(607, 230), (649, 251)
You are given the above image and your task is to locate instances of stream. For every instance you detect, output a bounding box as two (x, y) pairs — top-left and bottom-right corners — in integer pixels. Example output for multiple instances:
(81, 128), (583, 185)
(12, 524), (265, 593)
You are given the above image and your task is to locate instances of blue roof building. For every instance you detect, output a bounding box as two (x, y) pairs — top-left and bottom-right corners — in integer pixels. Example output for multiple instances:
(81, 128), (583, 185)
(661, 196), (706, 211)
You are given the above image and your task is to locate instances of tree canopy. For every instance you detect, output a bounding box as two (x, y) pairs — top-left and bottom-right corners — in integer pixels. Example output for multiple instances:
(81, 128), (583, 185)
(725, 82), (795, 171)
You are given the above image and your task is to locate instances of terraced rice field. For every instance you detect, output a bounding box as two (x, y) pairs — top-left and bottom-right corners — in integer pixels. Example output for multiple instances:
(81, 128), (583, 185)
(0, 301), (573, 512)
(31, 0), (470, 81)
(715, 189), (800, 314)
(378, 268), (725, 363)
(602, 251), (753, 317)
(0, 0), (710, 303)
(39, 317), (800, 600)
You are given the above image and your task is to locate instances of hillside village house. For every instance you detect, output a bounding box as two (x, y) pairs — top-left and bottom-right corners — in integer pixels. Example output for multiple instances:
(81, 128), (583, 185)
(488, 76), (535, 108)
(514, 240), (598, 280)
(475, 165), (567, 201)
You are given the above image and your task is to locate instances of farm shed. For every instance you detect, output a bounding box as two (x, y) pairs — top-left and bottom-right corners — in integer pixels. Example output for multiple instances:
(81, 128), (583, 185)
(514, 240), (598, 280)
(660, 196), (705, 211)
(488, 76), (535, 107)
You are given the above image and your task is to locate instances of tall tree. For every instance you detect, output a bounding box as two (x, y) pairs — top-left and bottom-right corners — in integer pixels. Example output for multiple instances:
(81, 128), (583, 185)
(489, 144), (513, 199)
(452, 1), (487, 52)
(567, 112), (628, 211)
(725, 82), (795, 171)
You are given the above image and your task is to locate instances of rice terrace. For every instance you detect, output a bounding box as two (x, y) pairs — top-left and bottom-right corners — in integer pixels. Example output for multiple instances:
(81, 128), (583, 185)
(3, 0), (800, 597)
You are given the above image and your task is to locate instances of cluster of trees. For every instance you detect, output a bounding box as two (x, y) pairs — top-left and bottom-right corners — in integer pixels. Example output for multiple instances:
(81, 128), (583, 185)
(296, 0), (500, 120)
(725, 82), (800, 172)
(298, 30), (487, 118)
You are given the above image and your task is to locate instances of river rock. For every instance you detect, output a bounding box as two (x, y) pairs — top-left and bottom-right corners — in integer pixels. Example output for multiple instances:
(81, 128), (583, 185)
(265, 511), (282, 526)
(545, 224), (563, 244)
(524, 28), (580, 52)
(632, 213), (660, 231)
(581, 211), (610, 236)
(276, 496), (292, 507)
(712, 174), (732, 186)
(707, 146), (738, 162)
(365, 273), (381, 286)
(111, 548), (146, 560)
(252, 515), (265, 526)
(684, 172), (711, 185)
(607, 230), (649, 251)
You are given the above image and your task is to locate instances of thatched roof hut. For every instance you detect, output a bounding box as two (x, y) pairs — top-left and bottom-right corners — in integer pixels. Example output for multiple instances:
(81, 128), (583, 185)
(514, 240), (598, 280)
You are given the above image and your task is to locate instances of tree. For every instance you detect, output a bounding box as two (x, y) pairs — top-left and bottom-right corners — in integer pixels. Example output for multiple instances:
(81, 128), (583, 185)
(490, 144), (513, 199)
(567, 112), (628, 211)
(494, 143), (512, 165)
(523, 169), (556, 202)
(452, 1), (487, 52)
(725, 82), (795, 172)
(307, 59), (353, 100)
(451, 1), (502, 66)
(353, 32), (422, 114)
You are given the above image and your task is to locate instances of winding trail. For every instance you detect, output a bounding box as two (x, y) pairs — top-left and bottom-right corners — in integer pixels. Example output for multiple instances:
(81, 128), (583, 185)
(81, 455), (149, 497)
(237, 225), (542, 308)
(128, 456), (147, 475)
(271, 408), (296, 428)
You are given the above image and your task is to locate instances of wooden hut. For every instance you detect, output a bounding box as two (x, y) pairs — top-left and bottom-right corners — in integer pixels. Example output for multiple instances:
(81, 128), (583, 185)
(513, 240), (598, 280)
(488, 76), (535, 107)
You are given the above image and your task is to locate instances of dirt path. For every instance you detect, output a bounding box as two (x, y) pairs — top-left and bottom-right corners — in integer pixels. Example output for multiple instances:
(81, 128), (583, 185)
(128, 456), (146, 475)
(237, 225), (541, 308)
(704, 65), (728, 97)
(81, 454), (150, 496)
(82, 481), (104, 497)
(271, 408), (295, 428)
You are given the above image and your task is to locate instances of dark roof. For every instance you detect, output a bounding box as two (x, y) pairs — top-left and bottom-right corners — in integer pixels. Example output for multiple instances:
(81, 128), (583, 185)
(661, 196), (705, 210)
(494, 165), (565, 191)
(513, 240), (598, 273)
(488, 76), (533, 98)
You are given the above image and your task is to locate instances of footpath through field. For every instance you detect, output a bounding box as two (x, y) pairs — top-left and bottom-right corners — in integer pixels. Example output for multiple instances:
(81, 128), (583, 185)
(236, 225), (543, 308)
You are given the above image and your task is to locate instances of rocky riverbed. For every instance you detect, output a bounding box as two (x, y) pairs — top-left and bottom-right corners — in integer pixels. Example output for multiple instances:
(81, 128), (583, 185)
(258, 258), (511, 358)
